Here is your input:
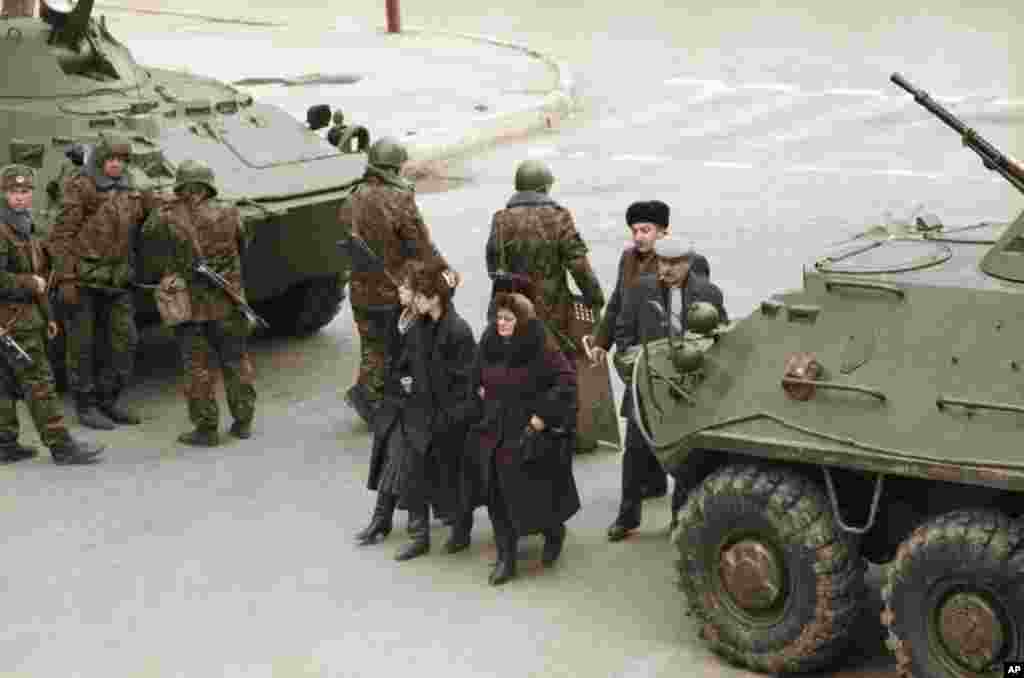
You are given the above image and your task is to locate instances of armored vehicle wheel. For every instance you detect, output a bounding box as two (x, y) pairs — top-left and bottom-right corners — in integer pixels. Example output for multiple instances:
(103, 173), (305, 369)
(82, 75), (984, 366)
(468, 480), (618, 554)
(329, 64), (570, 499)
(257, 274), (347, 337)
(881, 510), (1024, 678)
(675, 464), (865, 674)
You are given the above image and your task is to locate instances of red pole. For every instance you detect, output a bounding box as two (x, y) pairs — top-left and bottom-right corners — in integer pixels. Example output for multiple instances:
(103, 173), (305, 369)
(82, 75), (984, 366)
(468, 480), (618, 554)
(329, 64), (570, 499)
(385, 0), (401, 33)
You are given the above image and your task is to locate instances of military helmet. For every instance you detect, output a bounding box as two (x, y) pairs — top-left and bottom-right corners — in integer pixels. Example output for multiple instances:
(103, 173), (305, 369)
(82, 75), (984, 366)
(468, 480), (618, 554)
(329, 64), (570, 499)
(367, 137), (408, 170)
(514, 160), (554, 192)
(91, 135), (133, 170)
(174, 159), (218, 197)
(1, 164), (36, 192)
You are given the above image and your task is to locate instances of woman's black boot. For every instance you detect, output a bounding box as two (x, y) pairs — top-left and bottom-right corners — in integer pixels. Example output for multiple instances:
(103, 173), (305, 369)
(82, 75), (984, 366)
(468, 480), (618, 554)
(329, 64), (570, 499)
(395, 506), (430, 561)
(541, 523), (566, 566)
(489, 531), (517, 586)
(443, 512), (473, 554)
(355, 493), (396, 545)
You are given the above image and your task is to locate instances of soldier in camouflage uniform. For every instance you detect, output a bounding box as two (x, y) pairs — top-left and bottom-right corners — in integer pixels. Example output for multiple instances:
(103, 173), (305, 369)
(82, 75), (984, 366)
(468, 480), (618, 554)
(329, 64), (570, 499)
(0, 165), (104, 465)
(141, 160), (257, 446)
(337, 137), (456, 425)
(485, 160), (605, 356)
(48, 136), (156, 430)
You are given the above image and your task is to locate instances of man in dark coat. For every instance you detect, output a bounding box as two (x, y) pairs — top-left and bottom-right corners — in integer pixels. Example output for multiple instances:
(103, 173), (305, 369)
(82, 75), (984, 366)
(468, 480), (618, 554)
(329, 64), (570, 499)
(587, 200), (671, 496)
(609, 236), (727, 541)
(357, 261), (476, 561)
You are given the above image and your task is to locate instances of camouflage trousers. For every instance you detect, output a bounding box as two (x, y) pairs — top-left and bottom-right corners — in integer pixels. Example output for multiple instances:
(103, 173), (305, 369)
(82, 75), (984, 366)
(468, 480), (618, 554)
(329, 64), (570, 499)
(351, 305), (394, 404)
(173, 312), (256, 431)
(0, 329), (71, 449)
(64, 288), (138, 399)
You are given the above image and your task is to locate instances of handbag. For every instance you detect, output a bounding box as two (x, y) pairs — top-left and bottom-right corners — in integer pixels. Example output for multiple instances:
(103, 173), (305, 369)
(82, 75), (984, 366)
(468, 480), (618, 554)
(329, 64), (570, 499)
(155, 273), (191, 326)
(520, 426), (572, 465)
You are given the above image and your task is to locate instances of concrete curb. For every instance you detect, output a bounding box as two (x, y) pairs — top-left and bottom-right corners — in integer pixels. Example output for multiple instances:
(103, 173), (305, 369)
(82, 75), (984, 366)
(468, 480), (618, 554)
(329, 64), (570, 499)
(95, 2), (287, 27)
(393, 27), (578, 165)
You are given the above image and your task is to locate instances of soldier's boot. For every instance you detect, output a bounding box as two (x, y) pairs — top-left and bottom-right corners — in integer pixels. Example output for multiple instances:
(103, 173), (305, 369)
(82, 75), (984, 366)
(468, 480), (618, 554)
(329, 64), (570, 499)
(541, 523), (567, 566)
(607, 502), (641, 542)
(177, 428), (221, 447)
(0, 440), (39, 463)
(229, 420), (252, 439)
(395, 506), (430, 562)
(98, 391), (141, 425)
(75, 393), (115, 430)
(443, 512), (473, 554)
(344, 383), (377, 426)
(50, 436), (105, 465)
(355, 492), (396, 545)
(489, 530), (518, 586)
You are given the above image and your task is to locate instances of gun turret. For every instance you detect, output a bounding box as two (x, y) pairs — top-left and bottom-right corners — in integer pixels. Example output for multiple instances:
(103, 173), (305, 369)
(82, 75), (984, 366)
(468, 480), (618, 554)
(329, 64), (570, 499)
(891, 73), (1024, 195)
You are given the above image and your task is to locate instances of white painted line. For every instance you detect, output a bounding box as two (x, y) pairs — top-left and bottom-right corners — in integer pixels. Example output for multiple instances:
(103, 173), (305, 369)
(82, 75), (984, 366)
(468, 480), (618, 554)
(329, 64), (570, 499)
(612, 154), (672, 164)
(740, 83), (799, 93)
(824, 88), (886, 98)
(703, 161), (756, 170)
(663, 77), (727, 88)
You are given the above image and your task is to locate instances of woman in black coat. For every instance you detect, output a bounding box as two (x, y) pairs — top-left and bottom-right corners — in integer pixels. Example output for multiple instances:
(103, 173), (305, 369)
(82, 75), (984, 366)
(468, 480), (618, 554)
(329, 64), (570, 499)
(464, 291), (581, 585)
(355, 261), (476, 561)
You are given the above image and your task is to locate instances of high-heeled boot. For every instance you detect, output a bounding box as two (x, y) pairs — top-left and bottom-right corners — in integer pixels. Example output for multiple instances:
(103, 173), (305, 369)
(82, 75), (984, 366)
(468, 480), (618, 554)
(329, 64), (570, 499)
(489, 527), (517, 586)
(395, 505), (430, 561)
(355, 492), (396, 545)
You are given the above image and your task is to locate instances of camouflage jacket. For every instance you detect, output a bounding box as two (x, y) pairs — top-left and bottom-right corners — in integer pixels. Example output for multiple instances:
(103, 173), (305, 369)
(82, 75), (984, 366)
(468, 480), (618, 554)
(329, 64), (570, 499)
(47, 174), (157, 288)
(485, 191), (605, 353)
(592, 244), (659, 351)
(337, 170), (448, 309)
(141, 196), (249, 322)
(0, 216), (51, 331)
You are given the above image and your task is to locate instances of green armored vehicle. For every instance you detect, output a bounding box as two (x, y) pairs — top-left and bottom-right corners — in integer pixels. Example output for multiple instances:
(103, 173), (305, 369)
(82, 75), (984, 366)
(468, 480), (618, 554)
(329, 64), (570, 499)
(0, 0), (365, 336)
(632, 75), (1024, 678)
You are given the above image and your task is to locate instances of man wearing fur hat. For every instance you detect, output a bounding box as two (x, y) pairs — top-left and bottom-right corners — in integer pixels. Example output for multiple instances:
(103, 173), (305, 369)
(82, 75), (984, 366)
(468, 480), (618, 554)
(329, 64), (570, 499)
(337, 137), (458, 425)
(586, 201), (673, 511)
(141, 160), (257, 446)
(0, 165), (105, 465)
(48, 135), (157, 430)
(608, 235), (727, 540)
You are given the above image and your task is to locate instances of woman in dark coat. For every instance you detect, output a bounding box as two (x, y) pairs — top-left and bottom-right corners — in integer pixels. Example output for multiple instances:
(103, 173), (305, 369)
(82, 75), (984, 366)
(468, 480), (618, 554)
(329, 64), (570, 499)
(465, 291), (581, 585)
(355, 261), (476, 561)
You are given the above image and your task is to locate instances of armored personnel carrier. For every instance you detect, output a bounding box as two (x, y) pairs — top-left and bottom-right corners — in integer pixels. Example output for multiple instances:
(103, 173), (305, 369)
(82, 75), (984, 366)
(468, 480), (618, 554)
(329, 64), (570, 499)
(632, 75), (1024, 678)
(0, 0), (366, 337)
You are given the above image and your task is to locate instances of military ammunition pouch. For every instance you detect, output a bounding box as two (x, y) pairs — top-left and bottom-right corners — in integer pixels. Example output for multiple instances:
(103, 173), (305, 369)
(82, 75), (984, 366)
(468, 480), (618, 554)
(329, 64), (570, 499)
(77, 256), (133, 290)
(155, 274), (191, 327)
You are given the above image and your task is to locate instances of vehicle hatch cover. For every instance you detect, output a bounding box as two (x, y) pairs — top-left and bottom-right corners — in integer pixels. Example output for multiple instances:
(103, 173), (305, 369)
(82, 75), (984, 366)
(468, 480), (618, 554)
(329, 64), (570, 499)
(215, 103), (338, 169)
(816, 239), (951, 274)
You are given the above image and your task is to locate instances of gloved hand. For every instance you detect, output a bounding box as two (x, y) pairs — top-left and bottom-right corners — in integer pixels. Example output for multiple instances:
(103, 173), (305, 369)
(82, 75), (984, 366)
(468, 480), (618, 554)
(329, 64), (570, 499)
(58, 281), (80, 307)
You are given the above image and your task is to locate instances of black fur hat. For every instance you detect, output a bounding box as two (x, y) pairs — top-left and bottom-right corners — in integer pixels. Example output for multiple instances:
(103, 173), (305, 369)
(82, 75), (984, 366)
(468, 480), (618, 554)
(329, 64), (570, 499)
(625, 200), (669, 229)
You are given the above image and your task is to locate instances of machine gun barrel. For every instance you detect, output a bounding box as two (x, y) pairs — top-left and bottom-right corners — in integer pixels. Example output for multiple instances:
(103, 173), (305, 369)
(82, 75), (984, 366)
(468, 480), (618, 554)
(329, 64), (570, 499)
(194, 261), (270, 330)
(890, 73), (1024, 195)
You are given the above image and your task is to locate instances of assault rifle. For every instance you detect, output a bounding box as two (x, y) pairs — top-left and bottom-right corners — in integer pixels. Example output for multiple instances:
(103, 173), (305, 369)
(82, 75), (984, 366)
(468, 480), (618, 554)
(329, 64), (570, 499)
(0, 330), (32, 365)
(336, 233), (399, 286)
(891, 73), (1024, 195)
(193, 259), (270, 330)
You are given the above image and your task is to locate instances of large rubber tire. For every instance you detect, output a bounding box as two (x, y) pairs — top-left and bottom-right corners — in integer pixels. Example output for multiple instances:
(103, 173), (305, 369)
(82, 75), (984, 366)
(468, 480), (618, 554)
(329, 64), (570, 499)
(257, 274), (347, 337)
(882, 510), (1024, 678)
(675, 464), (865, 674)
